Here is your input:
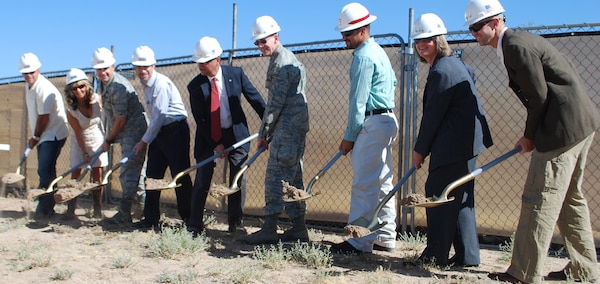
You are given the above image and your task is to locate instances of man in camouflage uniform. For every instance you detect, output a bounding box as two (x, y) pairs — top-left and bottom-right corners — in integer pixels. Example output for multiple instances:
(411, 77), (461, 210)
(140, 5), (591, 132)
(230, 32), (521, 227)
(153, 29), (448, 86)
(239, 16), (310, 244)
(92, 47), (147, 226)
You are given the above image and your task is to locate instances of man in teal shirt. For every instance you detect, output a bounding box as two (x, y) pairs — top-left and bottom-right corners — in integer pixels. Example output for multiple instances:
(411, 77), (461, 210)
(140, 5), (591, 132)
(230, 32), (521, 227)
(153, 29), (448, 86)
(331, 2), (399, 254)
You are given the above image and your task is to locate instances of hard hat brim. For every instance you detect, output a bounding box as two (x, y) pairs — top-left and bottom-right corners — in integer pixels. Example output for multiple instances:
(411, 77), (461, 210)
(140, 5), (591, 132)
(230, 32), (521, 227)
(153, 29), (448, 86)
(335, 15), (377, 32)
(131, 60), (156, 67)
(19, 66), (40, 73)
(92, 58), (116, 69)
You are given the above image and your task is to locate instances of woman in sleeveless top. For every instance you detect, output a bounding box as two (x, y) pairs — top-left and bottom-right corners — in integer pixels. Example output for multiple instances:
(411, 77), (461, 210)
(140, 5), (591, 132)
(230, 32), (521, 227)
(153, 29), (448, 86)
(64, 68), (108, 219)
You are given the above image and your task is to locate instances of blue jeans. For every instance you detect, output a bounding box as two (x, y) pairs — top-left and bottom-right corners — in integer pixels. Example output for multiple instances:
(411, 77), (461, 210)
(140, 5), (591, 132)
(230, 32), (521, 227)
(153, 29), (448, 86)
(35, 138), (66, 216)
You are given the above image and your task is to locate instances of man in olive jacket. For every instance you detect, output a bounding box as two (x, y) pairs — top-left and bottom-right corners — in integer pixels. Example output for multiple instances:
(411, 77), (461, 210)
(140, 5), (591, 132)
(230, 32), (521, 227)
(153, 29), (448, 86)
(464, 0), (600, 283)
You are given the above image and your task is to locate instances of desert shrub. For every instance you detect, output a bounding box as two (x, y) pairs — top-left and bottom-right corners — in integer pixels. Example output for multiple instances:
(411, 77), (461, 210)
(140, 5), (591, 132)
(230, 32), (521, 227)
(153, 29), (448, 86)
(148, 226), (210, 259)
(157, 269), (199, 284)
(51, 268), (74, 280)
(111, 254), (134, 269)
(398, 231), (426, 251)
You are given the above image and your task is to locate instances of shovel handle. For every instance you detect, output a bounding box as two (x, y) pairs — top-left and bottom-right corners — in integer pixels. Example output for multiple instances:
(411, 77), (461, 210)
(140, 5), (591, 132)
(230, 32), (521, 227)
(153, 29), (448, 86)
(44, 158), (93, 193)
(76, 148), (105, 182)
(171, 133), (259, 185)
(374, 166), (416, 214)
(230, 144), (267, 188)
(306, 150), (344, 194)
(438, 146), (522, 200)
(15, 146), (32, 175)
(100, 150), (136, 184)
(19, 147), (32, 165)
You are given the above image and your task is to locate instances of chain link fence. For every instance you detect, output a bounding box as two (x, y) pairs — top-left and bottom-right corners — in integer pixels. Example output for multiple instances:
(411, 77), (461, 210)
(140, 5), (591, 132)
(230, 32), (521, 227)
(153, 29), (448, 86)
(1, 24), (599, 246)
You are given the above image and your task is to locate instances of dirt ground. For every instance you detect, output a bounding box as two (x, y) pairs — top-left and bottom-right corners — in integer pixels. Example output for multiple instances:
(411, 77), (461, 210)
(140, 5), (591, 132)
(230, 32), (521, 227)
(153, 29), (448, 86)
(0, 194), (583, 284)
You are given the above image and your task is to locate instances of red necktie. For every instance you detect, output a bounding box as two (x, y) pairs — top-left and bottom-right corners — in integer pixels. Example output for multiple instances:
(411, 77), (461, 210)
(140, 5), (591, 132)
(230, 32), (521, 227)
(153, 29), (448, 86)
(210, 78), (222, 142)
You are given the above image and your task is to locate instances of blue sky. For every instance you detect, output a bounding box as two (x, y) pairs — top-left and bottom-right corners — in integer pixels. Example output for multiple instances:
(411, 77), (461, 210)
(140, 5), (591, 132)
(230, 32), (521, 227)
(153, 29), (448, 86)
(1, 0), (598, 79)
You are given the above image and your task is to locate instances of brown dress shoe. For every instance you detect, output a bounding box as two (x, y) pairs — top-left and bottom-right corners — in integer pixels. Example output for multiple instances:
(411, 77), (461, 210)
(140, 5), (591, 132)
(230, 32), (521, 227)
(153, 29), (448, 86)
(545, 270), (567, 281)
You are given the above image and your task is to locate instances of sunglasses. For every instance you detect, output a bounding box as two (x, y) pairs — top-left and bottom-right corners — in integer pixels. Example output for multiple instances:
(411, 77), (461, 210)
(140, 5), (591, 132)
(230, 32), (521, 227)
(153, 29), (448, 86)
(341, 28), (361, 37)
(254, 34), (276, 46)
(254, 38), (268, 46)
(469, 19), (494, 32)
(414, 37), (434, 44)
(70, 84), (86, 91)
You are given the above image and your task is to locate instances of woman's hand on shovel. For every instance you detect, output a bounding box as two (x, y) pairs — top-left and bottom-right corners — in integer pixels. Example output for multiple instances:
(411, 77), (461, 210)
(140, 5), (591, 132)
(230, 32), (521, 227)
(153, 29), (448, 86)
(412, 151), (425, 169)
(257, 139), (269, 151)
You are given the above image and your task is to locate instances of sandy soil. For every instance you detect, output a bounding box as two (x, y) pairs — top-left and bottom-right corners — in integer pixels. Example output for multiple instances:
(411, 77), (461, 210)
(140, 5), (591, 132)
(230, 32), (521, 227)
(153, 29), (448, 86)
(0, 195), (580, 284)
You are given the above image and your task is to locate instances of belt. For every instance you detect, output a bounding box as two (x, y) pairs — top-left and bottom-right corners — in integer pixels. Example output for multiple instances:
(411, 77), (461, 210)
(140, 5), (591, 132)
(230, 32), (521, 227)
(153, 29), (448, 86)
(365, 109), (393, 116)
(160, 119), (185, 131)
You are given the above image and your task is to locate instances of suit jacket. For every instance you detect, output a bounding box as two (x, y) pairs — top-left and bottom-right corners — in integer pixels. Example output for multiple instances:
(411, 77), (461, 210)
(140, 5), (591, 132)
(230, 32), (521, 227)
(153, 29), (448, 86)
(502, 29), (600, 152)
(415, 56), (493, 171)
(187, 65), (266, 160)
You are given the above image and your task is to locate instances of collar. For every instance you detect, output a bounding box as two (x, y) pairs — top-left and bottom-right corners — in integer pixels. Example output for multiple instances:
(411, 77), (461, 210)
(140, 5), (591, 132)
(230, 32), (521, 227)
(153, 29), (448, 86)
(142, 70), (158, 87)
(496, 27), (509, 64)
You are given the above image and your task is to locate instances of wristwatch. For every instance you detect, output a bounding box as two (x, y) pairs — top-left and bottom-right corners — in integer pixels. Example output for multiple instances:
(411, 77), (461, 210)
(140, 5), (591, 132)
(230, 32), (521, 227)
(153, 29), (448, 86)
(32, 136), (40, 141)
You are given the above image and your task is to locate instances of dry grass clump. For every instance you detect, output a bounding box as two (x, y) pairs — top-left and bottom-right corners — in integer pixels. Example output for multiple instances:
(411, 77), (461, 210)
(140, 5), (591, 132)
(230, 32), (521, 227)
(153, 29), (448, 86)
(204, 260), (265, 283)
(51, 268), (74, 280)
(156, 269), (199, 284)
(253, 241), (333, 270)
(111, 254), (135, 269)
(0, 217), (27, 233)
(397, 231), (426, 251)
(498, 232), (515, 263)
(147, 226), (211, 259)
(12, 243), (52, 272)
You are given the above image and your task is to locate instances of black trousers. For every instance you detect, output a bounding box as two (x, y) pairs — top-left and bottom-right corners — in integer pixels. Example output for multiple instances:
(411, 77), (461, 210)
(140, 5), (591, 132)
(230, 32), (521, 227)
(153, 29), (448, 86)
(188, 127), (248, 230)
(420, 156), (480, 266)
(143, 120), (193, 225)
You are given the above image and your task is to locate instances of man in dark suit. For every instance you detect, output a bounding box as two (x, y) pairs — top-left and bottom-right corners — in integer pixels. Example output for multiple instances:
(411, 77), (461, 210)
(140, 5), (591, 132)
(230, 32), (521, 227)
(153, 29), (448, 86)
(186, 36), (266, 236)
(464, 0), (600, 283)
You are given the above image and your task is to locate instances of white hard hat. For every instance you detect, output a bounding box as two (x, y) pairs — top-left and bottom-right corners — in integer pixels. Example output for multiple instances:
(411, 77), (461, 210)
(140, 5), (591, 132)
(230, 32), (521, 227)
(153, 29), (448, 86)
(464, 0), (505, 26)
(92, 47), (116, 69)
(131, 46), (156, 66)
(412, 13), (447, 40)
(335, 2), (377, 32)
(251, 16), (281, 41)
(19, 53), (42, 73)
(192, 36), (223, 63)
(66, 68), (88, 85)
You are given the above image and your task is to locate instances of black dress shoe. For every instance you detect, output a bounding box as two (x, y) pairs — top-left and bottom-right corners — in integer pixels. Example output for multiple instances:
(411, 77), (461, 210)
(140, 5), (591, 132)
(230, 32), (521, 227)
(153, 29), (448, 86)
(187, 226), (203, 238)
(330, 241), (366, 255)
(488, 272), (524, 283)
(372, 243), (394, 252)
(545, 270), (567, 281)
(448, 255), (479, 268)
(133, 219), (158, 229)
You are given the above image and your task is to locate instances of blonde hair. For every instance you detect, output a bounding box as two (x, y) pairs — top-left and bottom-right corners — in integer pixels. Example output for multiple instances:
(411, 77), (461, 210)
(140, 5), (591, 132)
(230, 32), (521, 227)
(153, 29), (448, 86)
(415, 35), (453, 63)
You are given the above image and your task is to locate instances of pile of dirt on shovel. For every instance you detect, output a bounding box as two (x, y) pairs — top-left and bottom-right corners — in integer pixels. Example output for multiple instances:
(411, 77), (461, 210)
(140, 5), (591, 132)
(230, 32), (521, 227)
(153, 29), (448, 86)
(209, 183), (236, 198)
(399, 193), (430, 206)
(54, 180), (99, 203)
(281, 180), (310, 202)
(145, 178), (173, 191)
(2, 173), (24, 184)
(344, 225), (372, 238)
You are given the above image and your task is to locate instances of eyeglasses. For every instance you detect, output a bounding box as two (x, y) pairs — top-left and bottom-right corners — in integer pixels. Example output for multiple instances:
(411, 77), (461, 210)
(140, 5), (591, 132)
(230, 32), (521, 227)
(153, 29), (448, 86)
(254, 34), (275, 46)
(70, 84), (86, 91)
(254, 38), (268, 46)
(341, 28), (361, 37)
(469, 19), (494, 32)
(414, 37), (434, 44)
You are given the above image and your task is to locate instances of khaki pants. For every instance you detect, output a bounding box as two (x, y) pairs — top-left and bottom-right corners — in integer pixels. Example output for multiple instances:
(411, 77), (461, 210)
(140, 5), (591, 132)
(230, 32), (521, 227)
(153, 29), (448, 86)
(508, 133), (598, 283)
